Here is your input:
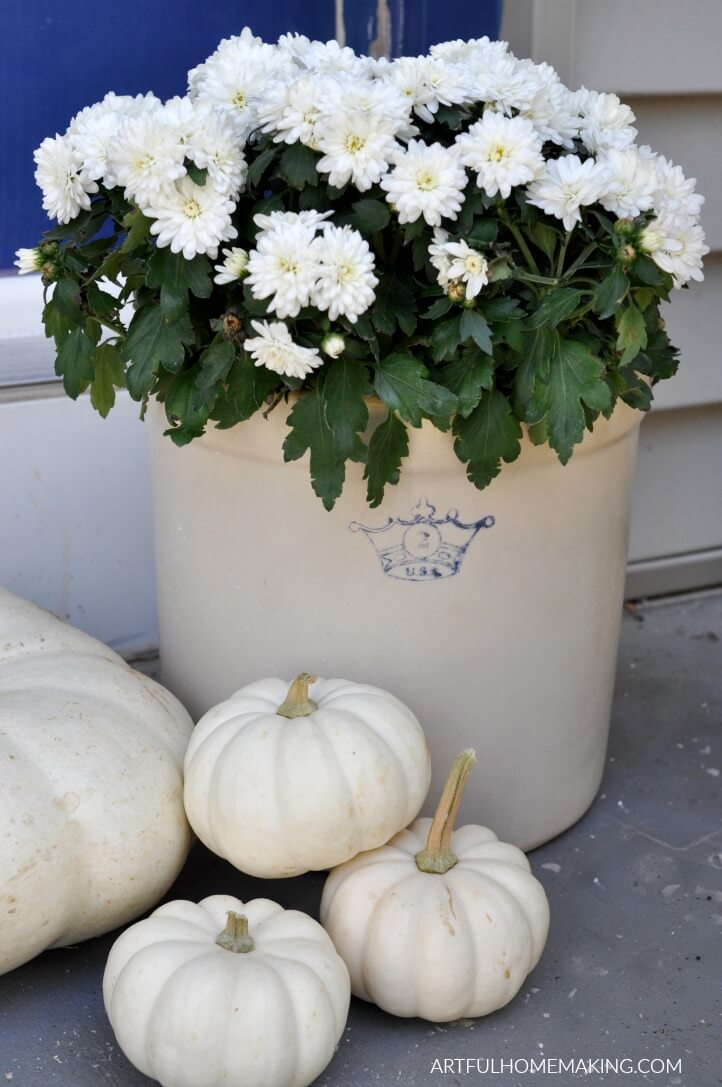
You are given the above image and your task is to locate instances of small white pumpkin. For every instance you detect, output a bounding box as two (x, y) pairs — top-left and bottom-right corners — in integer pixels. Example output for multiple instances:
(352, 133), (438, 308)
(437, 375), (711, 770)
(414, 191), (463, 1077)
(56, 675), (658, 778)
(183, 673), (431, 878)
(320, 749), (550, 1022)
(0, 587), (193, 976)
(103, 894), (350, 1087)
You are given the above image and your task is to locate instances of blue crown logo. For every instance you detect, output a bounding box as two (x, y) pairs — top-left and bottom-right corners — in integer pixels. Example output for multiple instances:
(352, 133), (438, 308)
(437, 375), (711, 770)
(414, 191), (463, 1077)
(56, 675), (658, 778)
(350, 499), (495, 582)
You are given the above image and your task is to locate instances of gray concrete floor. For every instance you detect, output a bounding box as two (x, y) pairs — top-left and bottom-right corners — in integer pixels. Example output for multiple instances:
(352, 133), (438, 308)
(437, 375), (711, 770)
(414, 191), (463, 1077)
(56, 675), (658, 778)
(1, 595), (720, 1086)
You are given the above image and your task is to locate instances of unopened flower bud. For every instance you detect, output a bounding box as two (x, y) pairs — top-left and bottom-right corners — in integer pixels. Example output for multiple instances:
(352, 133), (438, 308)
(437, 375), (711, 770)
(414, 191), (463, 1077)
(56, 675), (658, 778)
(446, 281), (466, 302)
(614, 218), (633, 236)
(620, 244), (637, 264)
(321, 333), (346, 358)
(222, 311), (243, 338)
(40, 262), (58, 285)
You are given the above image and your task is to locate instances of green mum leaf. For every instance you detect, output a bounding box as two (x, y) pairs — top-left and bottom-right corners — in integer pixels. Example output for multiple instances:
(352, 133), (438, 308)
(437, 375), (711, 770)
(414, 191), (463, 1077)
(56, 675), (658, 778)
(196, 339), (237, 391)
(364, 411), (409, 508)
(347, 198), (391, 236)
(530, 338), (612, 463)
(323, 357), (372, 460)
(374, 353), (458, 427)
(453, 388), (522, 489)
(430, 315), (462, 362)
(90, 343), (126, 417)
(616, 304), (648, 366)
(512, 326), (557, 419)
(527, 287), (584, 329)
(147, 248), (212, 318)
(123, 306), (195, 399)
(55, 327), (94, 399)
(459, 308), (493, 355)
(283, 387), (350, 511)
(440, 347), (494, 418)
(278, 143), (319, 189)
(211, 354), (280, 427)
(593, 265), (629, 320)
(163, 370), (211, 446)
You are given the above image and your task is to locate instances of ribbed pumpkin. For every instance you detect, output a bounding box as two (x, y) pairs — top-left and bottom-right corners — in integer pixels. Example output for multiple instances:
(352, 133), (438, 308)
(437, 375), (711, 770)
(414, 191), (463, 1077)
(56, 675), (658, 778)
(0, 588), (193, 975)
(183, 673), (431, 877)
(321, 750), (550, 1021)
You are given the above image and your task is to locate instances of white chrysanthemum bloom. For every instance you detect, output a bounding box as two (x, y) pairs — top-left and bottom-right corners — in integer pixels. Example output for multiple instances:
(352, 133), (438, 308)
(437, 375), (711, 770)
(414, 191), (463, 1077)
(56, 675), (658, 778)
(527, 154), (610, 230)
(296, 38), (373, 77)
(430, 36), (508, 65)
(187, 28), (265, 96)
(257, 74), (329, 148)
(109, 112), (185, 204)
(380, 140), (467, 226)
(321, 332), (346, 358)
(598, 147), (658, 219)
(467, 53), (539, 114)
(253, 209), (333, 232)
(161, 96), (199, 146)
(576, 89), (637, 153)
(191, 43), (294, 141)
(642, 215), (708, 287)
(650, 153), (704, 221)
(330, 75), (414, 139)
(33, 135), (98, 224)
(428, 232), (489, 298)
(309, 224), (378, 322)
(69, 107), (123, 185)
(189, 111), (247, 198)
(14, 247), (43, 275)
(518, 62), (580, 149)
(67, 91), (159, 134)
(456, 112), (543, 199)
(143, 177), (237, 260)
(243, 320), (323, 380)
(385, 56), (469, 124)
(316, 110), (400, 191)
(275, 31), (313, 62)
(214, 247), (250, 285)
(68, 92), (163, 187)
(246, 218), (320, 318)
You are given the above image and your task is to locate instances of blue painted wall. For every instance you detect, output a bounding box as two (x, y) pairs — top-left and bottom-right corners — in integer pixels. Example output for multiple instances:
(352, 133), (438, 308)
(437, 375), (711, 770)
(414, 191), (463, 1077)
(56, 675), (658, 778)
(0, 1), (501, 268)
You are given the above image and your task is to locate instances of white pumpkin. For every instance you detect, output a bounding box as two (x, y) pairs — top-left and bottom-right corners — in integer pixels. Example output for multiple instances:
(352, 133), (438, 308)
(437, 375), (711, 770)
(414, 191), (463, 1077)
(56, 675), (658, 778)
(0, 587), (193, 975)
(183, 673), (431, 878)
(103, 894), (350, 1087)
(320, 749), (550, 1022)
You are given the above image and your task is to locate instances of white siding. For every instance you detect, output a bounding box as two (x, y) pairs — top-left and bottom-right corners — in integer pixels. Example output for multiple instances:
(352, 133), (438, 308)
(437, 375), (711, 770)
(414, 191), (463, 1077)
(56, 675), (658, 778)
(504, 0), (722, 597)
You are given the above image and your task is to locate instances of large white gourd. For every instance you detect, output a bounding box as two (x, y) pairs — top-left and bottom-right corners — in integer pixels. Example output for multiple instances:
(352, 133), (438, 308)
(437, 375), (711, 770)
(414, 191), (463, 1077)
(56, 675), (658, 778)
(0, 587), (193, 975)
(321, 750), (550, 1022)
(103, 894), (350, 1087)
(183, 673), (431, 877)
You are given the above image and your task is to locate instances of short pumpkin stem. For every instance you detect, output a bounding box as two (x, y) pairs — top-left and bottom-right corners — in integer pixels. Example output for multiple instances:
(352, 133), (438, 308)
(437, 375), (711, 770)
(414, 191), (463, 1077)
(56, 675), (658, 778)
(277, 673), (318, 719)
(216, 911), (255, 954)
(415, 749), (477, 874)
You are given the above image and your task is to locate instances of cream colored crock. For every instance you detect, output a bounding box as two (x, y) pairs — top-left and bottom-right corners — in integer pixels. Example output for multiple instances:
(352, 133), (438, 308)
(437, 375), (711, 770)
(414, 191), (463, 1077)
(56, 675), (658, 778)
(149, 395), (641, 850)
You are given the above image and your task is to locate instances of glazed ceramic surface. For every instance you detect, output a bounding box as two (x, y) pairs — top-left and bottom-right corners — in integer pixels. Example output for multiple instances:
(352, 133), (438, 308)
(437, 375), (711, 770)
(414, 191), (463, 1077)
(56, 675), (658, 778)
(150, 398), (641, 848)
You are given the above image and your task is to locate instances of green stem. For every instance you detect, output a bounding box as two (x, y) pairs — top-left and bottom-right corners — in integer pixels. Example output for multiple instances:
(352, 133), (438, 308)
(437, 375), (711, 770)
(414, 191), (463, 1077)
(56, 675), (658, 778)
(277, 672), (318, 719)
(515, 272), (560, 287)
(415, 749), (477, 875)
(563, 241), (599, 280)
(498, 208), (540, 276)
(555, 231), (573, 279)
(216, 912), (255, 953)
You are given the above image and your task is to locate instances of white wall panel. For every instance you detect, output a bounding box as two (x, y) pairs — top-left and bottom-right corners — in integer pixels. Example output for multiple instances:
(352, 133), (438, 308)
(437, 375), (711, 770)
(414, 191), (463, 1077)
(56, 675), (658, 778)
(0, 390), (157, 655)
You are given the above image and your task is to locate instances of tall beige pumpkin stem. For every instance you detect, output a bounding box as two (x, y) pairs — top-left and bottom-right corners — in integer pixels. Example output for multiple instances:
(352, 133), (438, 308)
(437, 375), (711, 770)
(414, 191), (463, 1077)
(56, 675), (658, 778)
(277, 673), (318, 718)
(216, 911), (255, 953)
(415, 749), (477, 874)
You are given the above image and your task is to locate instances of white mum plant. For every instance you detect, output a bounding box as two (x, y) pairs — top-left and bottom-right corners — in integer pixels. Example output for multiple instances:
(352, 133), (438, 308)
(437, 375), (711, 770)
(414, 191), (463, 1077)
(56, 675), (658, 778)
(21, 29), (707, 509)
